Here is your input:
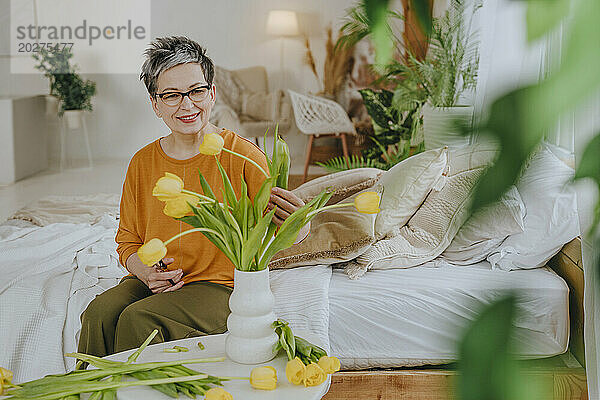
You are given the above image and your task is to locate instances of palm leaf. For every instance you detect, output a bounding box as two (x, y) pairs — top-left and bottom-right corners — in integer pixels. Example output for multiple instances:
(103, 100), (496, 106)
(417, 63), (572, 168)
(316, 154), (384, 172)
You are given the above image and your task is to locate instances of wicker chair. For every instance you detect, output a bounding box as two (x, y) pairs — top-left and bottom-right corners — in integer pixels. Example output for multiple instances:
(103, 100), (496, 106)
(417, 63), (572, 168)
(287, 90), (355, 183)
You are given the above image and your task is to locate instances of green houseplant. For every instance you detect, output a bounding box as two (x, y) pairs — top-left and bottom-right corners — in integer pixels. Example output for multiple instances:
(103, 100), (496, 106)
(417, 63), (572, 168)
(381, 0), (481, 149)
(33, 47), (96, 128)
(335, 0), (480, 156)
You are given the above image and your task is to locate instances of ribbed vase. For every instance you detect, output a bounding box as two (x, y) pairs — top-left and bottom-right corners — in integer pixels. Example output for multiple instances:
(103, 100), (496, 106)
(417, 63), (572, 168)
(225, 268), (278, 364)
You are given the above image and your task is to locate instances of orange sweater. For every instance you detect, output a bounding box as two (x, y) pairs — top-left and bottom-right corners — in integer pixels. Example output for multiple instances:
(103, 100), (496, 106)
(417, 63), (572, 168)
(115, 129), (269, 287)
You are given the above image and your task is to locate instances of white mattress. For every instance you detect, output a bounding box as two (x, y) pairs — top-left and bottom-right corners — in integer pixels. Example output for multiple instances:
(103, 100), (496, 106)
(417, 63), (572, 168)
(328, 260), (569, 370)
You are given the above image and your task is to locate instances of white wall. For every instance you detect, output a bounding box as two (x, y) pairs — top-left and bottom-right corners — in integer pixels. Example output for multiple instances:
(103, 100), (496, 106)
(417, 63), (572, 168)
(0, 0), (361, 172)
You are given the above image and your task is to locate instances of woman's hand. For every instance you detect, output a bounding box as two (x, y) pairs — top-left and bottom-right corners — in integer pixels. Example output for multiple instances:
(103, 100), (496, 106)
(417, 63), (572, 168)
(266, 187), (310, 244)
(266, 187), (305, 227)
(144, 257), (185, 294)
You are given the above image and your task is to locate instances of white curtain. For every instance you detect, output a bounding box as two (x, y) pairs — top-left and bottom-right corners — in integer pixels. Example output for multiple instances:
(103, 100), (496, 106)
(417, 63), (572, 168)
(474, 0), (599, 397)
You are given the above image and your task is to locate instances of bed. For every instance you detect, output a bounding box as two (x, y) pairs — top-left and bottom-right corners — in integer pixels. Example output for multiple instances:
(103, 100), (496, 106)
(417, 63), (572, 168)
(323, 238), (587, 400)
(329, 260), (569, 370)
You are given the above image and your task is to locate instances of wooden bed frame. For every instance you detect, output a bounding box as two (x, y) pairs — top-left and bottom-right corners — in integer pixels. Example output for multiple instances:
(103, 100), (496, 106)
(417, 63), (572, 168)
(322, 238), (587, 400)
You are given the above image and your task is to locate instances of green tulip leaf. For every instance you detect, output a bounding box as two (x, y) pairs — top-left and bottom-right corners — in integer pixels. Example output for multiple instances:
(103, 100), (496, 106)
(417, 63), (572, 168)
(215, 156), (238, 208)
(458, 295), (516, 400)
(242, 207), (276, 268)
(196, 167), (215, 200)
(253, 177), (276, 223)
(525, 0), (570, 42)
(410, 0), (432, 35)
(364, 0), (393, 65)
(574, 132), (600, 232)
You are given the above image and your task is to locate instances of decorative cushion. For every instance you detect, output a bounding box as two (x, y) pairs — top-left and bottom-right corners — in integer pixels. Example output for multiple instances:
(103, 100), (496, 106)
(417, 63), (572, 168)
(293, 168), (384, 206)
(441, 185), (526, 265)
(241, 91), (281, 121)
(345, 144), (498, 279)
(487, 143), (579, 271)
(269, 189), (378, 270)
(214, 66), (246, 113)
(374, 147), (449, 239)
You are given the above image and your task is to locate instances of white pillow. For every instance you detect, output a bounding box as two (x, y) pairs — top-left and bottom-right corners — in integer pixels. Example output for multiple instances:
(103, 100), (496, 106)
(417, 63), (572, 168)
(487, 144), (579, 271)
(375, 147), (449, 239)
(345, 144), (498, 278)
(441, 186), (526, 265)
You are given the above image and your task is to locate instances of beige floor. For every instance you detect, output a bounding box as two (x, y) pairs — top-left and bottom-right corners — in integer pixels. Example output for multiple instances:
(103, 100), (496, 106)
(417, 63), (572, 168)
(0, 159), (129, 224)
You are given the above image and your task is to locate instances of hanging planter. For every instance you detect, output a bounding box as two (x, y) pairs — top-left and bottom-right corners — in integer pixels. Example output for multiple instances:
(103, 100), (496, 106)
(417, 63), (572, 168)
(422, 103), (474, 150)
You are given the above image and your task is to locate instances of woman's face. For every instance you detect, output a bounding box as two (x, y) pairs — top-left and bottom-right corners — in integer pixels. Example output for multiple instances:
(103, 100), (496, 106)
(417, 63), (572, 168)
(150, 62), (216, 136)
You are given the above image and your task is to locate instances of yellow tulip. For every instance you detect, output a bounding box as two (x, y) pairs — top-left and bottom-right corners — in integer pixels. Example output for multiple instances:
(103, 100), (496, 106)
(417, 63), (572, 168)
(163, 194), (200, 218)
(198, 132), (225, 155)
(318, 356), (341, 374)
(152, 172), (185, 201)
(0, 367), (11, 396)
(250, 365), (277, 390)
(354, 191), (381, 214)
(204, 387), (233, 400)
(0, 367), (12, 383)
(303, 363), (326, 387)
(285, 357), (306, 385)
(137, 238), (167, 266)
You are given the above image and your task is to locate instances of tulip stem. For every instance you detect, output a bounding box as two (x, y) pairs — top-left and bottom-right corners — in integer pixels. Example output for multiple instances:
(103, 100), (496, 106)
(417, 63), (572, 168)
(164, 227), (225, 246)
(181, 189), (217, 204)
(219, 376), (250, 380)
(222, 148), (269, 178)
(306, 202), (353, 220)
(181, 190), (233, 210)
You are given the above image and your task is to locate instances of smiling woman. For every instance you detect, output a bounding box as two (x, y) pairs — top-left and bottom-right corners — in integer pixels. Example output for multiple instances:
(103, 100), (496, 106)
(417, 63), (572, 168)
(76, 36), (309, 363)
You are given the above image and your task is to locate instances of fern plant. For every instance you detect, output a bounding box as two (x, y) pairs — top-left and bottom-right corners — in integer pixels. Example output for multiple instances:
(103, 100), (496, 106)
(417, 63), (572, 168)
(385, 0), (482, 109)
(316, 154), (384, 173)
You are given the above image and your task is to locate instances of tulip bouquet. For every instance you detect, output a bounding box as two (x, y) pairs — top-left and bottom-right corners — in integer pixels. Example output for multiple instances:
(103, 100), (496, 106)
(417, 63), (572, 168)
(137, 128), (382, 271)
(274, 319), (340, 387)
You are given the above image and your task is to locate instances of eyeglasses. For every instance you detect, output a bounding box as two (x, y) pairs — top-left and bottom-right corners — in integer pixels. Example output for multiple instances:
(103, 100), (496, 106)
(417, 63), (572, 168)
(155, 85), (211, 106)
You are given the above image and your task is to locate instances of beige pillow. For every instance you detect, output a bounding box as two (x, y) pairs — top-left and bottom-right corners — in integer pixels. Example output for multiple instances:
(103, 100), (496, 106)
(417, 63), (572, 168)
(345, 144), (498, 278)
(375, 146), (449, 239)
(241, 91), (281, 121)
(214, 66), (246, 113)
(293, 168), (384, 206)
(269, 189), (378, 270)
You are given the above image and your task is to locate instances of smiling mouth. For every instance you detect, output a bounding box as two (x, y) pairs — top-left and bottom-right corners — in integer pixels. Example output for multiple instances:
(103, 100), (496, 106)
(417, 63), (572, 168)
(177, 112), (200, 123)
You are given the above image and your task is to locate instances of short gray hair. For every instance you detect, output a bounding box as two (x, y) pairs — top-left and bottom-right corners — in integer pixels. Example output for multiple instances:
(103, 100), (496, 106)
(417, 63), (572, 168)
(140, 36), (214, 96)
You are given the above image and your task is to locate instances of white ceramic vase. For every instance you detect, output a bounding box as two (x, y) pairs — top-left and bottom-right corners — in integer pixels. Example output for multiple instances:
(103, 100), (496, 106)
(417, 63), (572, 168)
(64, 110), (83, 129)
(422, 103), (474, 150)
(225, 268), (278, 364)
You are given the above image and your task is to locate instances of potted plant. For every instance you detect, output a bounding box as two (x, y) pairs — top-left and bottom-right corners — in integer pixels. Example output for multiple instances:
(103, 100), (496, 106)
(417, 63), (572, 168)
(391, 0), (481, 149)
(136, 129), (381, 364)
(33, 47), (96, 129)
(316, 88), (423, 172)
(336, 0), (480, 151)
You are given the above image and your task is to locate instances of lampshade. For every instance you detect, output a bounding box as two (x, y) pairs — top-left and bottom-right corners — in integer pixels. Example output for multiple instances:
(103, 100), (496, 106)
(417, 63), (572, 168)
(266, 10), (299, 37)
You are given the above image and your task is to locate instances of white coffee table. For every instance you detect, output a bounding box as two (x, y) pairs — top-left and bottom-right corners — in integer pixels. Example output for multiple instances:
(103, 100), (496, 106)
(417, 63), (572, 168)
(103, 333), (331, 400)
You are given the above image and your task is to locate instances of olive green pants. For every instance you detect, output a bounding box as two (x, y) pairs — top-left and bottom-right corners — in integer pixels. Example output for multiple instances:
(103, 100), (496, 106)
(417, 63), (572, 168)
(78, 276), (232, 359)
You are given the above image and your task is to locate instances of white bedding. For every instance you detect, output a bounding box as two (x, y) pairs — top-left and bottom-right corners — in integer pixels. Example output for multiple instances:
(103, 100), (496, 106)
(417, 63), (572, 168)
(0, 199), (569, 380)
(328, 260), (569, 370)
(0, 214), (331, 383)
